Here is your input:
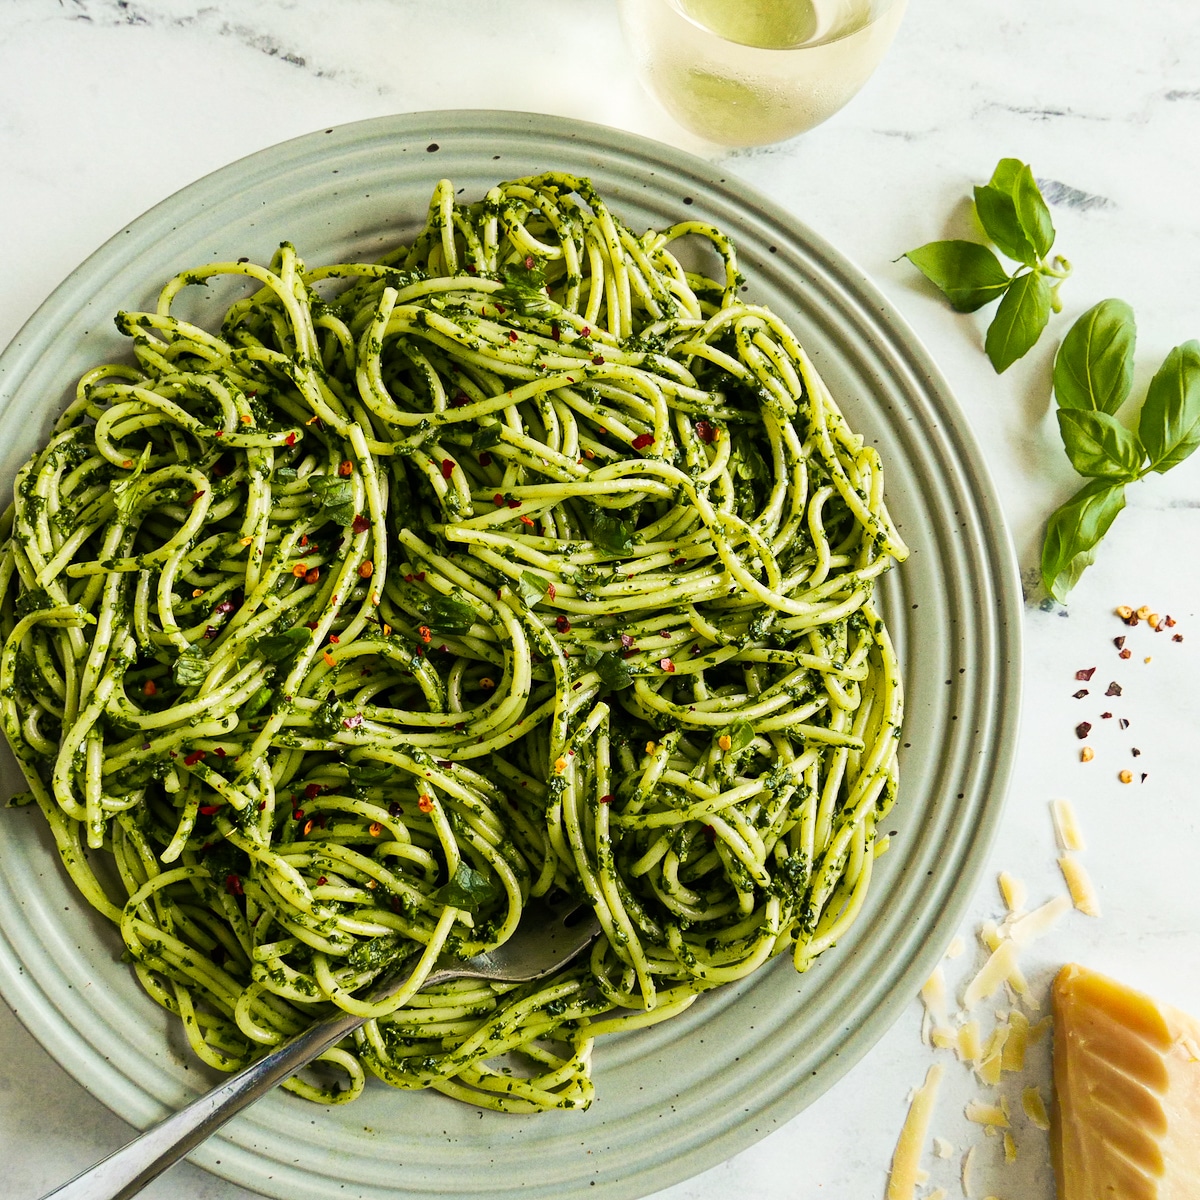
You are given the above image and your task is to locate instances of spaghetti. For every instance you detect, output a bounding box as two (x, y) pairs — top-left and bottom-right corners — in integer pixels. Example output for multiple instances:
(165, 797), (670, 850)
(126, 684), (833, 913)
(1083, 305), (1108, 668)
(0, 173), (907, 1112)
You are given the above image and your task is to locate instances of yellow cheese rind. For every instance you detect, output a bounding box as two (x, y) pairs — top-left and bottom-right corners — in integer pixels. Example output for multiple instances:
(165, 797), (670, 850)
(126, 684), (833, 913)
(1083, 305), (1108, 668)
(1052, 963), (1200, 1200)
(886, 1063), (944, 1200)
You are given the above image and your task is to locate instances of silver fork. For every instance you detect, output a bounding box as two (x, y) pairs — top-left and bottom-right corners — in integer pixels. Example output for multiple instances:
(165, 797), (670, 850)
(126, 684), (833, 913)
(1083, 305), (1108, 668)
(41, 898), (601, 1200)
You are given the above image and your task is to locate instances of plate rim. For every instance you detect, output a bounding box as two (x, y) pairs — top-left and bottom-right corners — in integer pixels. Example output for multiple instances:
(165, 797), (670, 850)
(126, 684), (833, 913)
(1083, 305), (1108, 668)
(0, 109), (1023, 1200)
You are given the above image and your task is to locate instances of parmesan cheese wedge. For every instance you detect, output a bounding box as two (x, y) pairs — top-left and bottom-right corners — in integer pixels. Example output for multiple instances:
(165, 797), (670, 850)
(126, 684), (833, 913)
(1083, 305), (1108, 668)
(1052, 963), (1200, 1199)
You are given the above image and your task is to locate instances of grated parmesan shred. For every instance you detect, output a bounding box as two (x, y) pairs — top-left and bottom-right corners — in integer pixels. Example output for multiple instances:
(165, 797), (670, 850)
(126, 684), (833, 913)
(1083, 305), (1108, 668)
(1051, 796), (1085, 851)
(1058, 854), (1101, 916)
(885, 1063), (944, 1200)
(1022, 1084), (1051, 1130)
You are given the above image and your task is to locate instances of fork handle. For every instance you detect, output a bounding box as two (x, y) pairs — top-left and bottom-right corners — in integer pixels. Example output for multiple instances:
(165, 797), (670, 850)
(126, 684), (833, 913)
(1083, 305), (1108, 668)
(40, 966), (456, 1200)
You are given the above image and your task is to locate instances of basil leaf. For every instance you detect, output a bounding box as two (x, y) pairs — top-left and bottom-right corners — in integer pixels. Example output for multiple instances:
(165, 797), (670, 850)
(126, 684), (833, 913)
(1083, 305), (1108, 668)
(349, 761), (396, 786)
(592, 650), (634, 691)
(724, 720), (755, 752)
(435, 863), (500, 911)
(517, 570), (550, 609)
(988, 157), (1025, 195)
(1040, 479), (1127, 601)
(243, 686), (273, 718)
(1138, 340), (1200, 474)
(984, 271), (1052, 373)
(274, 467), (298, 484)
(974, 183), (1038, 267)
(471, 421), (503, 451)
(173, 646), (209, 688)
(258, 627), (310, 662)
(589, 507), (636, 555)
(1056, 410), (1144, 480)
(307, 474), (356, 525)
(1012, 164), (1055, 261)
(496, 262), (557, 318)
(418, 595), (476, 634)
(1053, 299), (1136, 415)
(903, 241), (1011, 313)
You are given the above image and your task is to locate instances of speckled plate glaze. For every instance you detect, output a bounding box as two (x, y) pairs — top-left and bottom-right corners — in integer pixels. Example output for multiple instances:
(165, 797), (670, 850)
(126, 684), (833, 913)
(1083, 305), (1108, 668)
(0, 111), (1021, 1200)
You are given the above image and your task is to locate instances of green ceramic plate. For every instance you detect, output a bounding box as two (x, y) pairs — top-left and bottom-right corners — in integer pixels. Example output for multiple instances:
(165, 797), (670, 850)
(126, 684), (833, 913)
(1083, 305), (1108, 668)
(0, 111), (1021, 1200)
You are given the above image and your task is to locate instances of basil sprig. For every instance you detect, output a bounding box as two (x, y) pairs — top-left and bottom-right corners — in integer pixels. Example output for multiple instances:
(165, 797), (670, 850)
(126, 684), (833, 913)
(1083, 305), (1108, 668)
(1041, 299), (1200, 599)
(905, 158), (1071, 373)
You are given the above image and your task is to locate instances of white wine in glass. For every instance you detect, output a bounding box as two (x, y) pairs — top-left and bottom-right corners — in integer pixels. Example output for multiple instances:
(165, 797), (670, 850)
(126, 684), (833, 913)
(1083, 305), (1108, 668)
(618, 0), (907, 146)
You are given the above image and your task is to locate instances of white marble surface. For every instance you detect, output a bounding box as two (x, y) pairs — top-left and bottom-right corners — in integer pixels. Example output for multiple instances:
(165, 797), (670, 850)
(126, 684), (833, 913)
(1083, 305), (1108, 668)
(3, 1), (1200, 1197)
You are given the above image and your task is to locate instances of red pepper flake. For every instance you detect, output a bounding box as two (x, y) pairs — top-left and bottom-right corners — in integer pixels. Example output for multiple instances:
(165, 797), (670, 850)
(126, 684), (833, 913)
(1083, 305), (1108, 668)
(582, 326), (591, 337)
(1119, 648), (1132, 658)
(358, 560), (374, 578)
(305, 568), (320, 585)
(214, 429), (224, 438)
(1173, 634), (1184, 642)
(695, 420), (719, 444)
(551, 323), (561, 343)
(304, 783), (322, 800)
(660, 630), (672, 639)
(1105, 681), (1122, 697)
(660, 658), (676, 673)
(292, 562), (308, 578)
(284, 431), (297, 446)
(305, 620), (319, 630)
(351, 514), (371, 534)
(674, 557), (687, 566)
(1113, 636), (1125, 650)
(1131, 747), (1142, 757)
(479, 452), (493, 467)
(190, 490), (205, 505)
(493, 493), (505, 507)
(546, 582), (556, 600)
(258, 800), (267, 811)
(225, 873), (244, 897)
(302, 818), (315, 836)
(1119, 717), (1130, 730)
(519, 515), (535, 527)
(1075, 721), (1092, 739)
(317, 876), (328, 886)
(199, 803), (223, 816)
(418, 625), (433, 643)
(338, 459), (354, 477)
(143, 679), (158, 697)
(507, 330), (519, 342)
(343, 713), (364, 729)
(441, 458), (455, 479)
(1072, 688), (1089, 699)
(631, 433), (655, 451)
(556, 616), (571, 633)
(1165, 615), (1177, 627)
(507, 497), (522, 509)
(322, 650), (336, 666)
(327, 634), (340, 645)
(184, 749), (206, 766)
(293, 808), (305, 821)
(1075, 667), (1096, 681)
(1100, 711), (1112, 719)
(599, 793), (614, 805)
(418, 794), (434, 813)
(592, 354), (605, 366)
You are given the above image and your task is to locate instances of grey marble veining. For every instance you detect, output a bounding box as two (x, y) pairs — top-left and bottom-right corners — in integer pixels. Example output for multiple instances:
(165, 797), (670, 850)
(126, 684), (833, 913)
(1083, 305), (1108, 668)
(3, 2), (1200, 1198)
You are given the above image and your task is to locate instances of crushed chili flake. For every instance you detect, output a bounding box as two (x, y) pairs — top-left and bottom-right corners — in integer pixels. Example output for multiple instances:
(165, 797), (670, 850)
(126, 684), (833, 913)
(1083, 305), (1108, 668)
(1113, 636), (1126, 650)
(1115, 605), (1133, 619)
(317, 876), (328, 886)
(441, 458), (456, 479)
(1105, 681), (1122, 697)
(304, 783), (322, 800)
(620, 634), (636, 649)
(343, 713), (363, 729)
(225, 873), (244, 896)
(660, 658), (676, 673)
(358, 560), (374, 578)
(1165, 615), (1177, 627)
(192, 588), (205, 599)
(631, 432), (655, 451)
(418, 626), (433, 644)
(305, 568), (320, 585)
(1173, 634), (1185, 642)
(199, 803), (222, 816)
(292, 562), (308, 577)
(507, 497), (522, 508)
(1081, 746), (1094, 762)
(418, 794), (434, 813)
(351, 514), (371, 534)
(338, 459), (354, 477)
(493, 493), (505, 507)
(1073, 689), (1089, 699)
(1119, 769), (1134, 784)
(1119, 648), (1132, 659)
(718, 734), (732, 752)
(519, 514), (535, 526)
(369, 821), (383, 836)
(695, 420), (718, 444)
(1075, 667), (1096, 681)
(183, 749), (206, 766)
(322, 650), (336, 666)
(214, 429), (224, 438)
(1101, 712), (1112, 719)
(1118, 717), (1130, 729)
(592, 354), (605, 366)
(143, 680), (158, 697)
(284, 431), (297, 446)
(478, 451), (493, 467)
(479, 676), (496, 689)
(546, 582), (557, 600)
(556, 616), (571, 633)
(507, 330), (519, 342)
(1075, 722), (1092, 739)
